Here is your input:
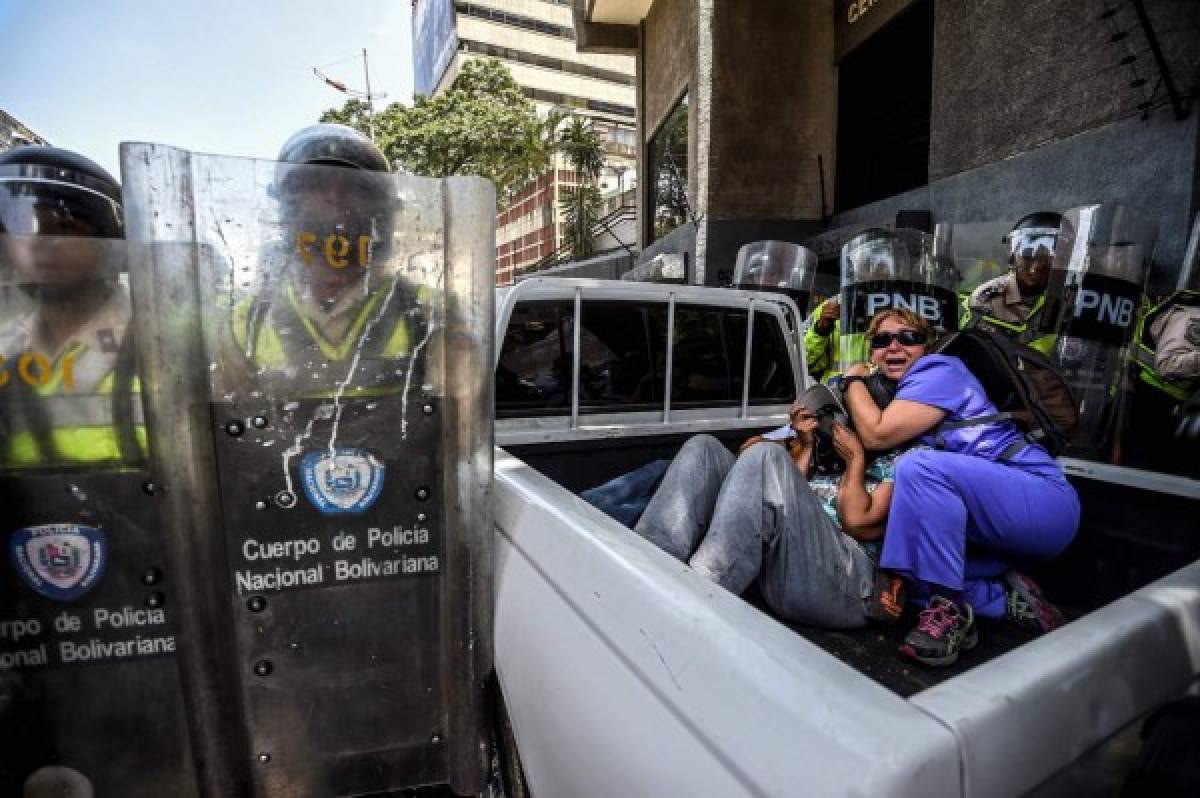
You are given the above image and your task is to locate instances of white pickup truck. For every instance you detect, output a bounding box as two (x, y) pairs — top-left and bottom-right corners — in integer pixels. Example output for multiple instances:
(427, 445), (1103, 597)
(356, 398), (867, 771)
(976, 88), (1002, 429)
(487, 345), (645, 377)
(489, 277), (1200, 797)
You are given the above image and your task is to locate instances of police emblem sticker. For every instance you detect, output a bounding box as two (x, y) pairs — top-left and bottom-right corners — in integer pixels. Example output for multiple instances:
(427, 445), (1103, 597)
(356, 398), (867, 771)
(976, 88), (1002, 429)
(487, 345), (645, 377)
(10, 524), (107, 601)
(300, 448), (386, 515)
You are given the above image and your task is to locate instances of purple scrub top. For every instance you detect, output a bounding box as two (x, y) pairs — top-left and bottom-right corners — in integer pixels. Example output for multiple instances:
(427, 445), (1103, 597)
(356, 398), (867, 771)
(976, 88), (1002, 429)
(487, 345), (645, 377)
(896, 355), (1063, 477)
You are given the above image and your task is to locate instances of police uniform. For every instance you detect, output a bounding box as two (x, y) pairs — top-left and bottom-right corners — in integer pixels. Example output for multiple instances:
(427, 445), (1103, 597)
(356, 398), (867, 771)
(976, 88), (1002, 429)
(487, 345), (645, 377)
(1124, 290), (1200, 475)
(230, 270), (416, 399)
(0, 288), (143, 466)
(965, 273), (1053, 352)
(803, 297), (840, 382)
(1147, 301), (1200, 382)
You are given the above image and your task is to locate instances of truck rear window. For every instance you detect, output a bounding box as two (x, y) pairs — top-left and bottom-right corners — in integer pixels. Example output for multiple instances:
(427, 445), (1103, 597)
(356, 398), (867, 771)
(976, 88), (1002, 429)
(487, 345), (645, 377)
(496, 299), (795, 418)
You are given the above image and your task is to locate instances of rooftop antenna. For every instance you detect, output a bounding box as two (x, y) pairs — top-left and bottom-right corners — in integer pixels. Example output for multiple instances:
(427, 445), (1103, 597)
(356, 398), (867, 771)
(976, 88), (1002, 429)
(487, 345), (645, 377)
(313, 49), (387, 142)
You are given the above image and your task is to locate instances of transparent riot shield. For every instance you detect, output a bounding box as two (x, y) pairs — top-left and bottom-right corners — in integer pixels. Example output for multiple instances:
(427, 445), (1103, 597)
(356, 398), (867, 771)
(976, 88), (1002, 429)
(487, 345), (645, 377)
(732, 240), (818, 315)
(804, 223), (875, 311)
(120, 144), (495, 797)
(1178, 210), (1200, 293)
(0, 234), (198, 796)
(838, 228), (960, 371)
(932, 219), (1012, 296)
(1040, 204), (1155, 462)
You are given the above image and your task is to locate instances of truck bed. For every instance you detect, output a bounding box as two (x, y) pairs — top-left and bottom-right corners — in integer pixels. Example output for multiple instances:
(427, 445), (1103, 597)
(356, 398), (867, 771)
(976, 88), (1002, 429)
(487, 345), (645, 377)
(506, 435), (1200, 697)
(775, 600), (1045, 696)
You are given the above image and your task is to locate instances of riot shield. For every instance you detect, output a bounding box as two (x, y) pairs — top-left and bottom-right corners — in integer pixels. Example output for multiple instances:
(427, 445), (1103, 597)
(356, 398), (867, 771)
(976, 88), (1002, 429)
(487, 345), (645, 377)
(0, 233), (198, 796)
(804, 223), (876, 310)
(932, 219), (1012, 296)
(1178, 210), (1200, 293)
(838, 228), (960, 371)
(732, 240), (818, 315)
(120, 144), (495, 796)
(1040, 204), (1155, 461)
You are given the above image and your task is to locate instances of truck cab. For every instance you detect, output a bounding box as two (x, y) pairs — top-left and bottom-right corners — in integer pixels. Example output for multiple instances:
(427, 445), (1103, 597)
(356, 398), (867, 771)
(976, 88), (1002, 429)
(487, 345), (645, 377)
(491, 278), (1200, 797)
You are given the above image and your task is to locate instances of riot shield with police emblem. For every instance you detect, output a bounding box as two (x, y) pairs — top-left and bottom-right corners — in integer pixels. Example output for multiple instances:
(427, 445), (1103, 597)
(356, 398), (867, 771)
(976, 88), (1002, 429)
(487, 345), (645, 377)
(1040, 204), (1155, 461)
(0, 232), (198, 795)
(838, 228), (960, 371)
(120, 143), (495, 797)
(732, 240), (818, 316)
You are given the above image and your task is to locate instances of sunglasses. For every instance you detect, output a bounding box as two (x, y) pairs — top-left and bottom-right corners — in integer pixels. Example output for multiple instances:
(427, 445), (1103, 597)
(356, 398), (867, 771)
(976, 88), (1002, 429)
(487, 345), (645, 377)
(870, 329), (928, 349)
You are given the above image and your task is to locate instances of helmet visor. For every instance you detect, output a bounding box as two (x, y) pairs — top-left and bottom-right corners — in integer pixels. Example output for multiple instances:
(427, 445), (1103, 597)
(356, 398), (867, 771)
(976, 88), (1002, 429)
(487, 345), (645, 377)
(1006, 226), (1058, 262)
(841, 232), (913, 282)
(0, 173), (123, 239)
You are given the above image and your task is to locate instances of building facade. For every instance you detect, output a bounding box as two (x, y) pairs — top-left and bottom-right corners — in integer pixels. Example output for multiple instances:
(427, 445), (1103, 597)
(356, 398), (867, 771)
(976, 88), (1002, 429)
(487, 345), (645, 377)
(413, 0), (638, 284)
(575, 0), (1200, 295)
(1, 110), (48, 153)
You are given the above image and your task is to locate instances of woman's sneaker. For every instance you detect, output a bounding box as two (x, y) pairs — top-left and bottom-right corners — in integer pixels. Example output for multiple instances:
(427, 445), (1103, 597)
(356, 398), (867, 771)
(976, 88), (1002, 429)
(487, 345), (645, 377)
(1004, 571), (1064, 634)
(866, 570), (905, 622)
(899, 596), (978, 667)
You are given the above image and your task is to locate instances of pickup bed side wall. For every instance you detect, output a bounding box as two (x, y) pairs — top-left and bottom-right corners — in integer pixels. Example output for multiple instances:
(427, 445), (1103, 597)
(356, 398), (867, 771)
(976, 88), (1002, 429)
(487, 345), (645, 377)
(493, 450), (962, 797)
(911, 560), (1200, 798)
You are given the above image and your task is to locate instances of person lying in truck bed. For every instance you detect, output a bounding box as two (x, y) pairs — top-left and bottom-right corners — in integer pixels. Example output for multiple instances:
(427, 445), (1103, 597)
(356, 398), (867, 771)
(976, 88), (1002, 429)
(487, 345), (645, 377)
(841, 308), (1080, 667)
(630, 340), (910, 630)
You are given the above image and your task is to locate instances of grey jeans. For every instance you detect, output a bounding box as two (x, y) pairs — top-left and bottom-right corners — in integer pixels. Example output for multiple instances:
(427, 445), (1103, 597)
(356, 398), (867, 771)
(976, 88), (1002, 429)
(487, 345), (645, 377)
(634, 434), (876, 628)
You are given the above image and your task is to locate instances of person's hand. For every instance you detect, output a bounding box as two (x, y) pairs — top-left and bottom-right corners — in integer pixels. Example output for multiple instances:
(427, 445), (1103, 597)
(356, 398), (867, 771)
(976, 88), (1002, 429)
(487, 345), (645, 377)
(815, 299), (840, 335)
(787, 406), (819, 442)
(843, 362), (870, 378)
(831, 422), (865, 465)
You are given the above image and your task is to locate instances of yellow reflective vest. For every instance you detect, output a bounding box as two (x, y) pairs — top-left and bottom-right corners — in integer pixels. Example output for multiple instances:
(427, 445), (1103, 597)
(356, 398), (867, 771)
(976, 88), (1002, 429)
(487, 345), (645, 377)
(230, 279), (417, 398)
(1131, 290), (1200, 401)
(2, 342), (145, 468)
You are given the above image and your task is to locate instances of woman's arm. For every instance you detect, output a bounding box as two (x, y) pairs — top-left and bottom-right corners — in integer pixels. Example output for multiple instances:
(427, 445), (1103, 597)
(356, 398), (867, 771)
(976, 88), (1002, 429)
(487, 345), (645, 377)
(786, 435), (814, 479)
(838, 480), (892, 541)
(831, 423), (891, 540)
(843, 379), (945, 450)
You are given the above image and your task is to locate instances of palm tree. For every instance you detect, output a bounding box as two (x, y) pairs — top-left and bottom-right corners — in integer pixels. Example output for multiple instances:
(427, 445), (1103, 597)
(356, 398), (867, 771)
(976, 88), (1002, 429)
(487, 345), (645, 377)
(556, 116), (606, 259)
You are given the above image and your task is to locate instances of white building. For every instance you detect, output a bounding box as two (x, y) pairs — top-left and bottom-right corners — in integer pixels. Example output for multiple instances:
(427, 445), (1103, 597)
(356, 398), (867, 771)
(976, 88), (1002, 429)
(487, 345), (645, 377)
(413, 0), (638, 283)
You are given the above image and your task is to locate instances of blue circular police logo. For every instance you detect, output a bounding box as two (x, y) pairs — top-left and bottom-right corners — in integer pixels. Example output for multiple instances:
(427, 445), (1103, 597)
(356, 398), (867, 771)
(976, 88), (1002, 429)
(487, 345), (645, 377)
(299, 448), (386, 515)
(10, 524), (108, 601)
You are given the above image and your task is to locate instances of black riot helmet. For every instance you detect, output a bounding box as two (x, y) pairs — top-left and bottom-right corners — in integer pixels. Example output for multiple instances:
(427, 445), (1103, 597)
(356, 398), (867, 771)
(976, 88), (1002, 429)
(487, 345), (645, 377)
(277, 123), (391, 172)
(1004, 212), (1061, 264)
(274, 123), (393, 212)
(0, 145), (123, 239)
(274, 124), (395, 276)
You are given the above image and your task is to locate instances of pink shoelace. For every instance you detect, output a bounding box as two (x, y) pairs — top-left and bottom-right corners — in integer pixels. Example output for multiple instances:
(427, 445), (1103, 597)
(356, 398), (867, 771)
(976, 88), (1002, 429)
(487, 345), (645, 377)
(915, 600), (959, 638)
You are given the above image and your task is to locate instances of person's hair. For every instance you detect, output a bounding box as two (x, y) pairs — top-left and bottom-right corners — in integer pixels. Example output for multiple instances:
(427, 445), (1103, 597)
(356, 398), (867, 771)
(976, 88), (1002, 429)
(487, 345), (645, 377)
(865, 308), (935, 343)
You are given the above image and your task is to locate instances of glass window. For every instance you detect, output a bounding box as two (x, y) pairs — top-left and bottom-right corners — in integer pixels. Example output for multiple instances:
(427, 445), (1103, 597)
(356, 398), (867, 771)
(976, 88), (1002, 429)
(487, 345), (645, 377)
(577, 301), (667, 413)
(496, 300), (573, 418)
(667, 306), (747, 406)
(748, 312), (797, 404)
(497, 300), (795, 418)
(647, 93), (690, 243)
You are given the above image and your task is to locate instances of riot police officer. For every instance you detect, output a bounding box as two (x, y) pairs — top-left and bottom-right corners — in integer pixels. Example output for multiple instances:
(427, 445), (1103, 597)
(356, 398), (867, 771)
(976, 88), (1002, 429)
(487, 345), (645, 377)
(228, 123), (415, 398)
(1124, 213), (1200, 476)
(804, 295), (842, 382)
(0, 145), (139, 466)
(963, 212), (1060, 353)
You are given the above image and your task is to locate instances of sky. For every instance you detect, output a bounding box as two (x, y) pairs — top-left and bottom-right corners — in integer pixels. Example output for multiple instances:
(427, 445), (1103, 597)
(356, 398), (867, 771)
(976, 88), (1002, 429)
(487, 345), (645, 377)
(0, 0), (414, 177)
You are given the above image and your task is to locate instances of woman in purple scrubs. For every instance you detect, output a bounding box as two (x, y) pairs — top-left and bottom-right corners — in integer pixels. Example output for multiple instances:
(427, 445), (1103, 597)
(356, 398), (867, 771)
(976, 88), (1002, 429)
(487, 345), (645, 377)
(841, 309), (1080, 666)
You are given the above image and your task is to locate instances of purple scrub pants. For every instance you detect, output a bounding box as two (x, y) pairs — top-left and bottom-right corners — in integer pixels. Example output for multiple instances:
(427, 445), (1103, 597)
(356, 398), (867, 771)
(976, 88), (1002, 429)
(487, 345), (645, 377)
(880, 448), (1080, 618)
